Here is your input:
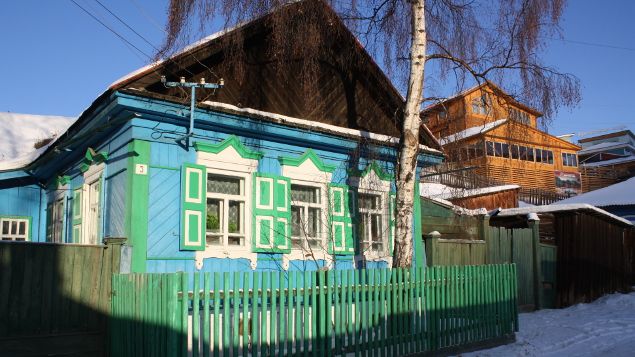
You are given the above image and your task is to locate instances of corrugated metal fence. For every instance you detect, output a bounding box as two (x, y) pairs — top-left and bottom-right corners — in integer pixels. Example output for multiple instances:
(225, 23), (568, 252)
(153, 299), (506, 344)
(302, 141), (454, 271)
(111, 265), (518, 356)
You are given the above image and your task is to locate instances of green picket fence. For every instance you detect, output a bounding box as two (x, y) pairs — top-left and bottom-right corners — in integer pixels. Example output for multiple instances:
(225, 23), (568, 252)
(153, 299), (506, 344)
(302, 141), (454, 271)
(111, 265), (518, 356)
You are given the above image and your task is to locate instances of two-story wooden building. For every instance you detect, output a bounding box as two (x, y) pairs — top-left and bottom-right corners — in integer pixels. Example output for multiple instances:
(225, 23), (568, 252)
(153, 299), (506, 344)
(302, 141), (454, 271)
(422, 83), (581, 194)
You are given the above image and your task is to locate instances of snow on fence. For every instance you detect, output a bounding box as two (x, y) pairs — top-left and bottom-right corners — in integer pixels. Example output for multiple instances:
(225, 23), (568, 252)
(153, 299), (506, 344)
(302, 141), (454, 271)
(111, 265), (518, 356)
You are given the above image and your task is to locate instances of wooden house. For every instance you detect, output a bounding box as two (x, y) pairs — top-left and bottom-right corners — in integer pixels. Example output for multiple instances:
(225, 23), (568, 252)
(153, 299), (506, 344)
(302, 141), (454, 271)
(577, 130), (635, 192)
(490, 204), (633, 307)
(422, 83), (582, 194)
(0, 0), (443, 273)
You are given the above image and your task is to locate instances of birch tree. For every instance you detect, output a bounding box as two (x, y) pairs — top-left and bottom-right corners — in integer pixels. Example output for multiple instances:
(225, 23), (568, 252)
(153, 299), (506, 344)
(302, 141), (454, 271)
(158, 0), (580, 267)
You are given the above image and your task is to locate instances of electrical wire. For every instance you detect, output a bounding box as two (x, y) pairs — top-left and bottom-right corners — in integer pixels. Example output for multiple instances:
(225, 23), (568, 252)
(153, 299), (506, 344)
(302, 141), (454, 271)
(68, 0), (153, 60)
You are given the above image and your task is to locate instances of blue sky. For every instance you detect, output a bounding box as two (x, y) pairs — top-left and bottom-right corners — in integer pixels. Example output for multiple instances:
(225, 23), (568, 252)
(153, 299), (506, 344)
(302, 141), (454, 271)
(0, 0), (633, 138)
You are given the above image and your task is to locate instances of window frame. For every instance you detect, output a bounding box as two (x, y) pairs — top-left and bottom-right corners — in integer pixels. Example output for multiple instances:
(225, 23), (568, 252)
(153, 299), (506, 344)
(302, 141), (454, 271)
(290, 183), (324, 252)
(357, 191), (389, 257)
(82, 164), (104, 245)
(204, 171), (248, 249)
(0, 216), (30, 241)
(194, 140), (260, 268)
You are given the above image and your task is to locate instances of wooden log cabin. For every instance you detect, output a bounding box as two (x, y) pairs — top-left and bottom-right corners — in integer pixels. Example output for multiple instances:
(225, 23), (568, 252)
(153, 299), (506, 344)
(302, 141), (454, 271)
(422, 83), (582, 194)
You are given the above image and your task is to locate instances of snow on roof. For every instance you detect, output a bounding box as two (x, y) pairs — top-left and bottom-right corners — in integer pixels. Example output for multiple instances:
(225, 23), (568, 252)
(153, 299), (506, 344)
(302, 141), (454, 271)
(202, 101), (443, 154)
(578, 141), (635, 155)
(420, 182), (519, 200)
(439, 119), (507, 145)
(419, 194), (488, 216)
(518, 200), (536, 208)
(0, 112), (76, 171)
(493, 203), (633, 226)
(554, 176), (635, 207)
(109, 26), (237, 88)
(581, 155), (635, 168)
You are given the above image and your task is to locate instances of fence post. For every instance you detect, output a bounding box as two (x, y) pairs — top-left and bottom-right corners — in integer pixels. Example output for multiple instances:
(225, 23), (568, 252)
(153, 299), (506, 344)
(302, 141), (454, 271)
(528, 215), (542, 310)
(423, 232), (441, 267)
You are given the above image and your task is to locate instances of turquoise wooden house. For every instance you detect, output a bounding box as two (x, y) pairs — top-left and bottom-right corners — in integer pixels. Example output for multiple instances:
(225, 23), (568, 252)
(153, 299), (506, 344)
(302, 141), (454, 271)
(0, 1), (443, 273)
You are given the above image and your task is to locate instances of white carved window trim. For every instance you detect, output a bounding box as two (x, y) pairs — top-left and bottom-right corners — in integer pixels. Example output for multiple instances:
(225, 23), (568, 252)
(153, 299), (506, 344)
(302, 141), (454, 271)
(195, 146), (258, 269)
(82, 163), (104, 245)
(350, 168), (392, 265)
(281, 158), (332, 264)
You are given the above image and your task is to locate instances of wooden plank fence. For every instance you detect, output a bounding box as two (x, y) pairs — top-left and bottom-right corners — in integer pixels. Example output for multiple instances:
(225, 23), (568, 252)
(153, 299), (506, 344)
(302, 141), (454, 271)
(0, 240), (123, 356)
(111, 265), (518, 356)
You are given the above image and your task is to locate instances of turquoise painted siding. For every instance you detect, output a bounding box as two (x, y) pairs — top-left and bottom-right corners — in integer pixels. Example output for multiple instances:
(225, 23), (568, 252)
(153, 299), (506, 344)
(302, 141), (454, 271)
(0, 92), (443, 275)
(0, 184), (43, 241)
(147, 166), (193, 259)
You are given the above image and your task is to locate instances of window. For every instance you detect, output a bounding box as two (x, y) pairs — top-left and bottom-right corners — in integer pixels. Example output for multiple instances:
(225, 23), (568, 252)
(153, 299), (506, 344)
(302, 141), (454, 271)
(358, 193), (386, 254)
(509, 108), (530, 125)
(536, 149), (554, 164)
(472, 93), (492, 115)
(205, 174), (246, 247)
(486, 141), (495, 156)
(0, 217), (29, 241)
(47, 199), (65, 243)
(562, 153), (578, 167)
(494, 142), (503, 157)
(84, 178), (101, 244)
(501, 143), (510, 158)
(527, 147), (535, 161)
(291, 184), (322, 250)
(511, 145), (520, 159)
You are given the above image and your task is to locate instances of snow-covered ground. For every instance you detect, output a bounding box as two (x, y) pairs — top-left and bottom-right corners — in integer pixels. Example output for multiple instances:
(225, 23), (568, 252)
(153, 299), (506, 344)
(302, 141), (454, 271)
(464, 291), (635, 356)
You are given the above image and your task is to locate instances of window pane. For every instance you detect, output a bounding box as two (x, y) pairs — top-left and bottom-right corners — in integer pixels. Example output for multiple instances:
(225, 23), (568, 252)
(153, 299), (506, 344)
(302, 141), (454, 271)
(206, 198), (222, 233)
(228, 201), (243, 234)
(228, 236), (244, 246)
(511, 145), (519, 159)
(494, 142), (503, 157)
(291, 185), (319, 203)
(548, 151), (554, 164)
(2, 221), (8, 235)
(206, 234), (221, 246)
(359, 194), (380, 210)
(536, 149), (543, 163)
(291, 206), (302, 237)
(571, 155), (577, 167)
(207, 174), (241, 195)
(18, 221), (26, 235)
(486, 141), (494, 156)
(308, 208), (320, 237)
(527, 148), (534, 161)
(502, 144), (510, 158)
(11, 221), (17, 235)
(371, 214), (382, 242)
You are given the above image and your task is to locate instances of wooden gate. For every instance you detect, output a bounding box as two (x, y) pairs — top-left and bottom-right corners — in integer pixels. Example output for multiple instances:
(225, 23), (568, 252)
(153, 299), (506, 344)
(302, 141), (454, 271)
(539, 244), (557, 308)
(487, 227), (536, 309)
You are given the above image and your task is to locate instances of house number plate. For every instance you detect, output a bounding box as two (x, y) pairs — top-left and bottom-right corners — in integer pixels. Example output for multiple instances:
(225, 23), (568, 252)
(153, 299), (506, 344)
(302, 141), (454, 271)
(135, 164), (148, 175)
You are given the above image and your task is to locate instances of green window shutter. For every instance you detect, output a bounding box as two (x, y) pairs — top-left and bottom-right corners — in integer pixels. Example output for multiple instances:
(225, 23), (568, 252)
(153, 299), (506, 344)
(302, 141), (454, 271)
(72, 188), (82, 243)
(252, 173), (291, 253)
(329, 184), (355, 255)
(180, 163), (207, 251)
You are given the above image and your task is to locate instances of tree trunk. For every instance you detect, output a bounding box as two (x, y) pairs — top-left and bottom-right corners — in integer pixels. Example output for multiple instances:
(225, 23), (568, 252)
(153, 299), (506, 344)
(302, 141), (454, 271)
(393, 0), (426, 268)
